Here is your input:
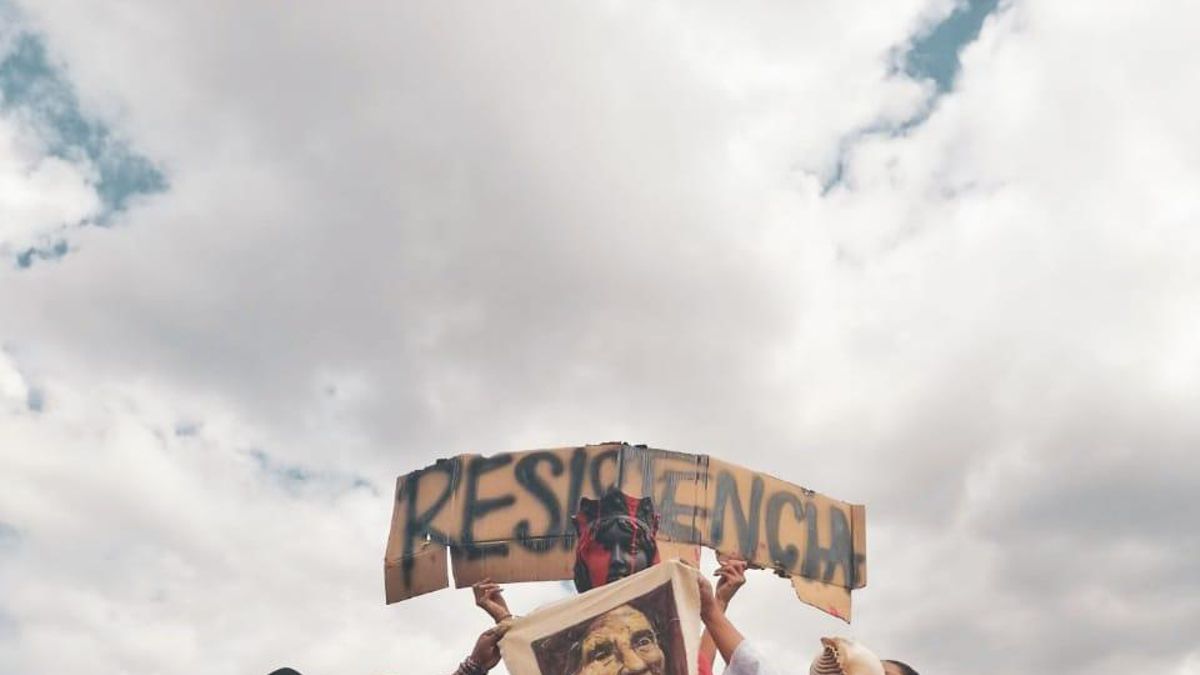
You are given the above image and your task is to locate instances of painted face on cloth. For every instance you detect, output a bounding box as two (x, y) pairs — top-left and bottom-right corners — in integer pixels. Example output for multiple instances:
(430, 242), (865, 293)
(574, 604), (666, 675)
(572, 488), (660, 593)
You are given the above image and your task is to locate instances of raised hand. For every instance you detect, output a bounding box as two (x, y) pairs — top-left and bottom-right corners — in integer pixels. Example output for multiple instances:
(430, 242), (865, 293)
(714, 557), (747, 610)
(472, 579), (512, 623)
(694, 566), (745, 664)
(469, 623), (511, 671)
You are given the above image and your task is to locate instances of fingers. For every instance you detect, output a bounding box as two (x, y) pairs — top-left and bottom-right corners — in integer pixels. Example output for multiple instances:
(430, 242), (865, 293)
(714, 557), (747, 605)
(720, 565), (746, 582)
(713, 558), (748, 580)
(713, 558), (745, 570)
(472, 623), (511, 665)
(716, 553), (747, 566)
(473, 580), (504, 601)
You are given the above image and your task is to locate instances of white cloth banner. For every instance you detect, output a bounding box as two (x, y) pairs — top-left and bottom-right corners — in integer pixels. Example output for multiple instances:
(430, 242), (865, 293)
(501, 559), (701, 675)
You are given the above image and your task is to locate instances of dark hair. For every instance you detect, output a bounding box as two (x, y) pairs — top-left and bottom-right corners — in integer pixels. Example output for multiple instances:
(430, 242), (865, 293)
(883, 660), (919, 675)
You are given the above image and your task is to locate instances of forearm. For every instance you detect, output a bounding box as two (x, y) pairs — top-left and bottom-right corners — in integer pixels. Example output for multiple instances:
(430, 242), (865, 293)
(703, 587), (737, 659)
(699, 628), (717, 668)
(701, 606), (745, 664)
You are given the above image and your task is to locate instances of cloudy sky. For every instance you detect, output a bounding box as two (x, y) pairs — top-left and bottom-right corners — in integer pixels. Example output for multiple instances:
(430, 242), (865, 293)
(2, 0), (1199, 673)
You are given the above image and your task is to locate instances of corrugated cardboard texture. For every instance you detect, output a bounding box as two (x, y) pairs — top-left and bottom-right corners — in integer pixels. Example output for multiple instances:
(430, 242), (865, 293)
(383, 540), (447, 603)
(791, 575), (853, 622)
(451, 538), (574, 588)
(384, 443), (866, 620)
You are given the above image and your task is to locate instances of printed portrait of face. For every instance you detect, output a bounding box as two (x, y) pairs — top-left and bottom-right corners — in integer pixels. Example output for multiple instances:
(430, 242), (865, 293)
(529, 579), (687, 675)
(573, 488), (660, 593)
(574, 605), (665, 675)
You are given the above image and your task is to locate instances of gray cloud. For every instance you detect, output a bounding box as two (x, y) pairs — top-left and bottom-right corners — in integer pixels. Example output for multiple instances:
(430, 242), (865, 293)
(2, 1), (1200, 674)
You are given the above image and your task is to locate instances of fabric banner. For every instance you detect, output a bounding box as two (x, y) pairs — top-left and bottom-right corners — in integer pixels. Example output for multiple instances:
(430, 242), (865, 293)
(501, 559), (702, 675)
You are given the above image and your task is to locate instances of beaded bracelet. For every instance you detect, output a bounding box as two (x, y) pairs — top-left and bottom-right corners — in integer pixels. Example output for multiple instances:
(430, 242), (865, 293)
(458, 656), (486, 675)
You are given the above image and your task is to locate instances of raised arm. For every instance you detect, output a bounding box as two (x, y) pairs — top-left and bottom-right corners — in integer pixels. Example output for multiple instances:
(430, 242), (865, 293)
(451, 623), (510, 675)
(471, 578), (512, 624)
(696, 569), (745, 665)
(699, 557), (747, 669)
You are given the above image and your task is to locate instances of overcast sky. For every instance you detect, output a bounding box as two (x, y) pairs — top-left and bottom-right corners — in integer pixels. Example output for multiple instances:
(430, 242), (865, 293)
(2, 0), (1199, 673)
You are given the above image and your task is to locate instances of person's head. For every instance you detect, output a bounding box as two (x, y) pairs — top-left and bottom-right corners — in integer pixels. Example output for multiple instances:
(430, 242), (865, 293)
(573, 488), (660, 592)
(882, 660), (919, 675)
(571, 604), (665, 675)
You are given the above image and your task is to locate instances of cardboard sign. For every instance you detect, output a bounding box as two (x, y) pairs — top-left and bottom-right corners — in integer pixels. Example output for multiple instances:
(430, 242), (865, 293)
(501, 560), (702, 675)
(383, 443), (867, 620)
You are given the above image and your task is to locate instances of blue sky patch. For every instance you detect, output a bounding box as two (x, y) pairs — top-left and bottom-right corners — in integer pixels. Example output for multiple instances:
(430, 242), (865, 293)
(24, 385), (42, 412)
(0, 7), (166, 266)
(248, 448), (314, 486)
(822, 0), (1002, 193)
(0, 521), (20, 554)
(905, 0), (1001, 93)
(245, 448), (377, 498)
(174, 421), (202, 437)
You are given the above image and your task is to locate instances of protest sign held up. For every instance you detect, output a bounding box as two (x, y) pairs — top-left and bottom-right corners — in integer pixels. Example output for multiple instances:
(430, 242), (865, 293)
(384, 443), (867, 620)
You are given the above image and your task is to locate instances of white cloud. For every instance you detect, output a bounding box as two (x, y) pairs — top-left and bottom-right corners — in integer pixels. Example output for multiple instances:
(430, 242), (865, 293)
(0, 349), (29, 408)
(0, 354), (525, 674)
(2, 0), (1199, 674)
(0, 114), (99, 257)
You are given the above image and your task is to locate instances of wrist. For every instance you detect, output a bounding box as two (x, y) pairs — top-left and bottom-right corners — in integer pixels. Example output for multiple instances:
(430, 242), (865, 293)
(459, 657), (487, 675)
(701, 603), (723, 625)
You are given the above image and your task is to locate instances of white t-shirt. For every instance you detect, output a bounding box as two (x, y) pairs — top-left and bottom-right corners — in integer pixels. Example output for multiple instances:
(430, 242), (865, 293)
(724, 640), (786, 675)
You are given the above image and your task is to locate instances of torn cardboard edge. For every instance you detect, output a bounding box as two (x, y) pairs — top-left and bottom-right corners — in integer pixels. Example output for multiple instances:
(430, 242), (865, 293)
(383, 442), (866, 622)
